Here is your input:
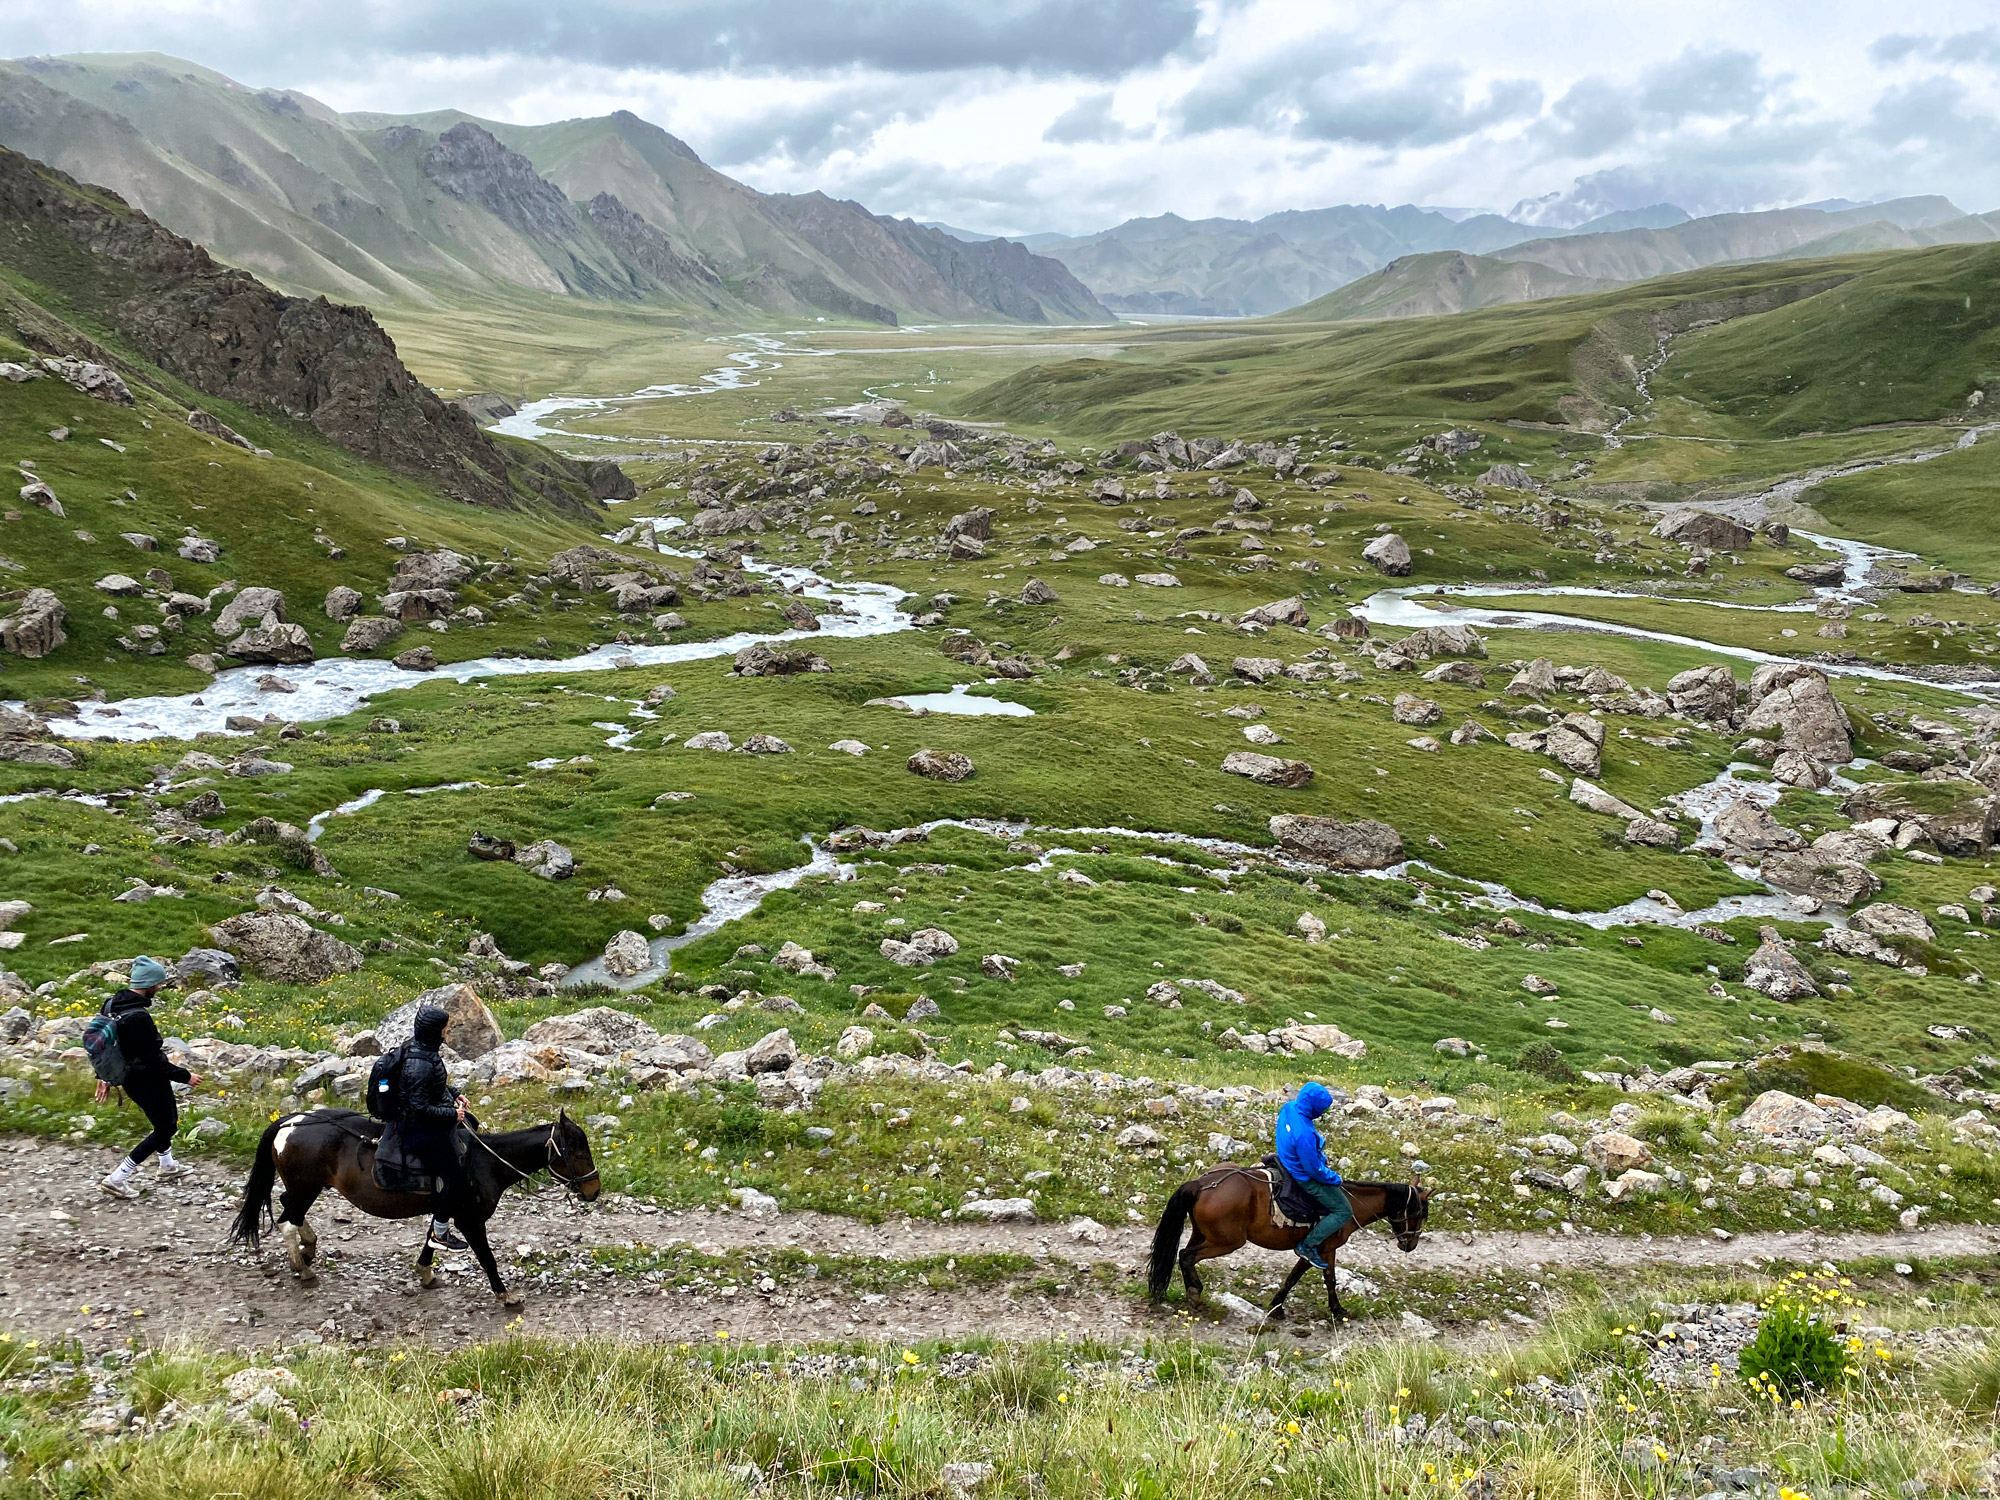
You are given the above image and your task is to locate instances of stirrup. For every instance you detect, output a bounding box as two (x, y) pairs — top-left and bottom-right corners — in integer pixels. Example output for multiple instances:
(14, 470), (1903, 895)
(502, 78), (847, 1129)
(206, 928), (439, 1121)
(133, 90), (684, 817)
(1295, 1243), (1329, 1270)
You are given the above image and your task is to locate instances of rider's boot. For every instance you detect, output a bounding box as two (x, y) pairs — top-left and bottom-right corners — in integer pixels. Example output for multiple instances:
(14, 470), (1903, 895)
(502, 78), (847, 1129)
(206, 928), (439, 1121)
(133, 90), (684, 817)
(427, 1216), (469, 1250)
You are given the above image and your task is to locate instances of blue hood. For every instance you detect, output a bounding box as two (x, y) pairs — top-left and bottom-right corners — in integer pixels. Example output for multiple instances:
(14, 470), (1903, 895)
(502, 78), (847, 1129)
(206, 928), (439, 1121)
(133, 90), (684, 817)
(1294, 1082), (1333, 1119)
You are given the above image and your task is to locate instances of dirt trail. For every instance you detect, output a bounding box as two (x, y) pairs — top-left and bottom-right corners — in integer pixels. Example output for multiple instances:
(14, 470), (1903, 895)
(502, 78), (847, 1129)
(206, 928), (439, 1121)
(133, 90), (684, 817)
(3, 1141), (1989, 1356)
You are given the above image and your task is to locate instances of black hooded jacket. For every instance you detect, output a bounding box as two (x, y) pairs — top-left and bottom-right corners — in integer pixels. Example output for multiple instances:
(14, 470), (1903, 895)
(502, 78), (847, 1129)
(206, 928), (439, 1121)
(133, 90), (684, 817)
(396, 1005), (461, 1128)
(104, 990), (190, 1085)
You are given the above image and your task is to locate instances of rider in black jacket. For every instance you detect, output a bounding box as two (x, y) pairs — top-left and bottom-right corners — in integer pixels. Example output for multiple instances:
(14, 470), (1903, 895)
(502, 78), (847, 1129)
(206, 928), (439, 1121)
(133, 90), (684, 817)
(98, 957), (204, 1200)
(398, 1005), (469, 1249)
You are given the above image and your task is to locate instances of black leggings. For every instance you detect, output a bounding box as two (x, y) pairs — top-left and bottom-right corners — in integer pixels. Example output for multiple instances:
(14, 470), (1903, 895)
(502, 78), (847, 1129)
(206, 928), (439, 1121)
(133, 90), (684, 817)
(405, 1125), (466, 1218)
(123, 1074), (179, 1164)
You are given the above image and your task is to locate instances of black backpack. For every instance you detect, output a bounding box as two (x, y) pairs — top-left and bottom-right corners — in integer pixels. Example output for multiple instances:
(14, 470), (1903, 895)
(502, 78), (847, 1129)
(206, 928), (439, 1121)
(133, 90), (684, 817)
(365, 1045), (408, 1121)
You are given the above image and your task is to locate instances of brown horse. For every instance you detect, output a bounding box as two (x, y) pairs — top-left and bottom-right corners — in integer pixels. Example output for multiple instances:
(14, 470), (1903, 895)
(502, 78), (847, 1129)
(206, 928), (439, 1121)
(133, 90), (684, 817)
(230, 1107), (599, 1307)
(1150, 1164), (1430, 1322)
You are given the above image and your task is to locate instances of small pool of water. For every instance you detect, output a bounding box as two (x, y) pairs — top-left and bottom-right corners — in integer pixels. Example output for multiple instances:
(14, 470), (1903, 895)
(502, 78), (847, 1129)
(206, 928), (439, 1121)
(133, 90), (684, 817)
(891, 684), (1035, 717)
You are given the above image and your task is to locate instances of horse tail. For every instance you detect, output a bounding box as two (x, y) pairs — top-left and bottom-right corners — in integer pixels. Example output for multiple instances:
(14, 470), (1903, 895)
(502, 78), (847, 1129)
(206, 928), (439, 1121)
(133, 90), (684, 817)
(230, 1118), (283, 1250)
(1149, 1179), (1201, 1301)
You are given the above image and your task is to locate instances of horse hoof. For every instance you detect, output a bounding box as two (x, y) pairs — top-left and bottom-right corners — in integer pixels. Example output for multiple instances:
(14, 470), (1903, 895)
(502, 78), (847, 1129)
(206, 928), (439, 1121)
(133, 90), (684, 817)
(296, 1271), (319, 1290)
(418, 1265), (436, 1289)
(500, 1290), (524, 1309)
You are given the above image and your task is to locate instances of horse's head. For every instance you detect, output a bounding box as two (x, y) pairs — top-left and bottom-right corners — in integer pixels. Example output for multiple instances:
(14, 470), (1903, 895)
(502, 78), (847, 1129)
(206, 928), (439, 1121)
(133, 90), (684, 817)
(1390, 1182), (1431, 1252)
(550, 1111), (602, 1202)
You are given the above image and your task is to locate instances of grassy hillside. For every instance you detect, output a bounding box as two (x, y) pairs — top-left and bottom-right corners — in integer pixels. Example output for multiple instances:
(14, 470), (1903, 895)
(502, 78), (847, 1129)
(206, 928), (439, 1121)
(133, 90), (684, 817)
(959, 246), (2000, 451)
(1274, 251), (1617, 323)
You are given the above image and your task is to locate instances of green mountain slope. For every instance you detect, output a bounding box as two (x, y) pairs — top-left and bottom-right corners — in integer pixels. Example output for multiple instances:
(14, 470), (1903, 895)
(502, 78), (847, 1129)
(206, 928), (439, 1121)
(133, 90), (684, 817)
(0, 53), (1109, 329)
(1274, 251), (1619, 323)
(960, 242), (2000, 455)
(0, 144), (642, 698)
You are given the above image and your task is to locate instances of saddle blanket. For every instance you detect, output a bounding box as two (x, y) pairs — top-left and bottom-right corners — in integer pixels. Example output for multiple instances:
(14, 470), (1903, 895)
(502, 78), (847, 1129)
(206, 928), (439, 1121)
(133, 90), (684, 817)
(1255, 1155), (1319, 1229)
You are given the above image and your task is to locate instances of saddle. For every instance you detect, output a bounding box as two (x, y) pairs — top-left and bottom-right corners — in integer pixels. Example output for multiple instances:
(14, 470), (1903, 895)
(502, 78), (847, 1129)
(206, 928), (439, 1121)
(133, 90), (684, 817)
(370, 1120), (471, 1196)
(1257, 1154), (1322, 1229)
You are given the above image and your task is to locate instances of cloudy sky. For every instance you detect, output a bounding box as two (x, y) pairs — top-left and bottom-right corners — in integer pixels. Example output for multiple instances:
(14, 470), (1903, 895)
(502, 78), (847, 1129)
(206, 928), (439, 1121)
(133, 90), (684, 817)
(9, 0), (2000, 235)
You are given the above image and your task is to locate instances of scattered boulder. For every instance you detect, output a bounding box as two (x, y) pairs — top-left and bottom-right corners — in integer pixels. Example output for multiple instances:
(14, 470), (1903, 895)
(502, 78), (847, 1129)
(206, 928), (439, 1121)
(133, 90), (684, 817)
(342, 616), (403, 653)
(0, 589), (66, 658)
(1852, 903), (1936, 942)
(391, 645), (437, 672)
(1666, 665), (1737, 721)
(732, 643), (830, 676)
(1019, 578), (1059, 605)
(1221, 751), (1313, 788)
(1361, 534), (1412, 575)
(1269, 814), (1402, 869)
(737, 734), (794, 755)
(743, 1029), (797, 1074)
(206, 911), (364, 984)
(1394, 624), (1486, 659)
(1734, 1090), (1830, 1139)
(226, 620), (315, 665)
(1653, 511), (1754, 550)
(1582, 1132), (1652, 1174)
(1743, 926), (1820, 1000)
(323, 586), (364, 621)
(1392, 694), (1441, 726)
(1242, 596), (1309, 628)
(1506, 658), (1557, 697)
(1717, 798), (1805, 853)
(908, 748), (975, 782)
(467, 832), (517, 862)
(377, 983), (505, 1059)
(958, 1198), (1037, 1224)
(515, 840), (577, 880)
(175, 947), (241, 988)
(1624, 817), (1679, 848)
(1742, 664), (1851, 762)
(214, 587), (288, 640)
(1545, 714), (1605, 777)
(1569, 779), (1642, 820)
(600, 930), (655, 978)
(684, 731), (733, 751)
(780, 600), (821, 632)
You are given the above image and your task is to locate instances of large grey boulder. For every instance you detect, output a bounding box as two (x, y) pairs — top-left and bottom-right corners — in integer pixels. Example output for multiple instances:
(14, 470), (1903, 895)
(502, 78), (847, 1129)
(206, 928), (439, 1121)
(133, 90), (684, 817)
(392, 550), (474, 590)
(1269, 814), (1403, 869)
(1667, 665), (1738, 721)
(1019, 578), (1059, 605)
(1361, 534), (1412, 575)
(1545, 714), (1605, 777)
(207, 911), (363, 984)
(908, 748), (975, 782)
(523, 1007), (661, 1055)
(1221, 751), (1313, 787)
(1653, 511), (1754, 550)
(342, 616), (404, 653)
(1716, 798), (1805, 853)
(227, 620), (315, 665)
(1743, 664), (1851, 762)
(601, 930), (654, 978)
(1395, 624), (1486, 659)
(515, 840), (576, 880)
(324, 586), (363, 621)
(1760, 852), (1880, 906)
(0, 589), (66, 658)
(1852, 903), (1936, 942)
(378, 982), (505, 1058)
(1242, 596), (1308, 628)
(214, 587), (288, 640)
(1506, 658), (1556, 697)
(1744, 926), (1819, 1000)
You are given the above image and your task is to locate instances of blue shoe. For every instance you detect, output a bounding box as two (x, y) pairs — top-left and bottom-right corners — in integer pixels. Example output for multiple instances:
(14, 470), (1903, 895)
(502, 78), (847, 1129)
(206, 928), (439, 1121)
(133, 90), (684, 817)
(1296, 1243), (1329, 1270)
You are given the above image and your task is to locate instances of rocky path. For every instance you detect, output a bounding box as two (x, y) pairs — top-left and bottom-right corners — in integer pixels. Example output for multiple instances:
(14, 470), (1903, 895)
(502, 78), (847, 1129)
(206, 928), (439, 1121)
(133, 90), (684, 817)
(3, 1140), (1989, 1357)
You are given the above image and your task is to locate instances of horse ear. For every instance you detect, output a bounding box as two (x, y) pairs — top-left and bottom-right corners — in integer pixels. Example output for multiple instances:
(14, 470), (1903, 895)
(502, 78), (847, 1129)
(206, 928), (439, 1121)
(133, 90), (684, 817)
(558, 1108), (568, 1124)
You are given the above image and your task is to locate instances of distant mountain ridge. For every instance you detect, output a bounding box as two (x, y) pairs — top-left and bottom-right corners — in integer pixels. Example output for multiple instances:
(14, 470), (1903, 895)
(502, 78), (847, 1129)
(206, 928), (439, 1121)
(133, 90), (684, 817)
(1028, 196), (1989, 320)
(0, 52), (1110, 327)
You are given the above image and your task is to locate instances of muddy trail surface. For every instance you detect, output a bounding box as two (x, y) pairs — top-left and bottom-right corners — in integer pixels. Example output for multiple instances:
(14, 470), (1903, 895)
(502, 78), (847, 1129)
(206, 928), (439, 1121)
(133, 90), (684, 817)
(5, 1141), (1991, 1357)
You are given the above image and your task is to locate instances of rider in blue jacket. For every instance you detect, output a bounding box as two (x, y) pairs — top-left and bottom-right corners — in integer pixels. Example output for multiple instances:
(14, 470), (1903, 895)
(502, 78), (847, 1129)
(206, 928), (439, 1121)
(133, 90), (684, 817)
(1275, 1081), (1353, 1269)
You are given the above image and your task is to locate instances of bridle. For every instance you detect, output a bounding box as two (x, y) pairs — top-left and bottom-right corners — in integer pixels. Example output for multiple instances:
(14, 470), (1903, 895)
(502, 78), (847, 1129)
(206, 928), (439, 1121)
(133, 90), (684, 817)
(466, 1124), (600, 1194)
(1385, 1185), (1428, 1249)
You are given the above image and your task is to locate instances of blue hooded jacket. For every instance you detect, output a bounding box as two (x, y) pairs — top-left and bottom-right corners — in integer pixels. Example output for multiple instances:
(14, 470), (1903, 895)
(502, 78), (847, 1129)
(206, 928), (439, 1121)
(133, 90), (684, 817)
(1275, 1082), (1341, 1186)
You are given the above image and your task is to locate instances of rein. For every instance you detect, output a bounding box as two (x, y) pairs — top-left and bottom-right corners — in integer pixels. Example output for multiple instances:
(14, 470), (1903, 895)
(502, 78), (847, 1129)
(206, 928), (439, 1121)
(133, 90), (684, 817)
(464, 1125), (599, 1191)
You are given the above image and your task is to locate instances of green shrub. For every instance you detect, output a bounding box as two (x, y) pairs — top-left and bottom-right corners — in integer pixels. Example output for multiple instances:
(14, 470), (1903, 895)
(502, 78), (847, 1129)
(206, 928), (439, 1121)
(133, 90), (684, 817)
(1515, 1041), (1577, 1084)
(1633, 1108), (1699, 1151)
(1739, 1279), (1852, 1400)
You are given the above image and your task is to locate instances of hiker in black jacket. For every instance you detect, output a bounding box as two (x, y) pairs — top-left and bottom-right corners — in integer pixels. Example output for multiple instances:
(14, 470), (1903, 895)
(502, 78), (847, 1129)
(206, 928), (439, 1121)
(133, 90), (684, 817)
(398, 1004), (470, 1250)
(96, 957), (203, 1200)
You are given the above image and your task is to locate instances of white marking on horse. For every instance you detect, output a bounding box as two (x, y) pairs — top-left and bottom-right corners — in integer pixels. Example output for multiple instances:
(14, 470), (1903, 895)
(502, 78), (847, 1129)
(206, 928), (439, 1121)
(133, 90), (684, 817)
(272, 1114), (310, 1164)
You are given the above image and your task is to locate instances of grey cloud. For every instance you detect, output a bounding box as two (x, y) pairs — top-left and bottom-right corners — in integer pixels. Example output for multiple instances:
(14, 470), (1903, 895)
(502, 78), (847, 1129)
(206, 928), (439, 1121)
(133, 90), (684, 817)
(1637, 47), (1767, 121)
(4, 0), (1204, 81)
(1044, 92), (1135, 144)
(698, 85), (924, 169)
(1174, 41), (1540, 149)
(1870, 28), (2000, 66)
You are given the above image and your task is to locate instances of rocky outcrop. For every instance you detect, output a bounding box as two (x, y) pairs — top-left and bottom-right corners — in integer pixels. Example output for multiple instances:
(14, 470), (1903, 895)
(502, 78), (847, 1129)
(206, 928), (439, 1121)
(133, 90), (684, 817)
(909, 749), (975, 782)
(1269, 814), (1402, 868)
(0, 145), (551, 511)
(1393, 624), (1486, 659)
(214, 586), (287, 639)
(1545, 714), (1605, 777)
(341, 616), (403, 653)
(1716, 798), (1805, 853)
(226, 620), (314, 665)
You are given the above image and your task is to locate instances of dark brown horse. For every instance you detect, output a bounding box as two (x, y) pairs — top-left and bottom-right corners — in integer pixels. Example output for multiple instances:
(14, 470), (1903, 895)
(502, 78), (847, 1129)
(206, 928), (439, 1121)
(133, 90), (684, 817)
(230, 1108), (599, 1307)
(1150, 1165), (1430, 1322)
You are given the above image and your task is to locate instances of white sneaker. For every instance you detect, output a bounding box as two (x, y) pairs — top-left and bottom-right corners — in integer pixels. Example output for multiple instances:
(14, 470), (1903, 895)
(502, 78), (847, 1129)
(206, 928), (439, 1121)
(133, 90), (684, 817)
(156, 1160), (192, 1181)
(100, 1174), (139, 1200)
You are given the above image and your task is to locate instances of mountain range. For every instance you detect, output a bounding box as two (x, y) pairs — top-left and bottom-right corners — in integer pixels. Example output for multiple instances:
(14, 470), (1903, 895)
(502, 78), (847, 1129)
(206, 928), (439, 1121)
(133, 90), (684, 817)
(0, 53), (1109, 328)
(1022, 195), (2000, 321)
